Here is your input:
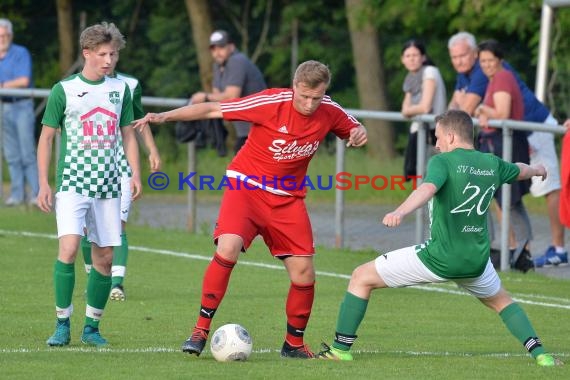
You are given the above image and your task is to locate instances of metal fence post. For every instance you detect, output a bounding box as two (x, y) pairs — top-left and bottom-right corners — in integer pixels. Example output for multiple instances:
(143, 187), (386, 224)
(415, 122), (427, 242)
(335, 137), (345, 248)
(499, 124), (513, 271)
(187, 141), (197, 233)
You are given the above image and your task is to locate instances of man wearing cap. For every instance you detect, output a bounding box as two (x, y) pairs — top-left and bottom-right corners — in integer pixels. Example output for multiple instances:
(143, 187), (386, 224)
(190, 30), (266, 153)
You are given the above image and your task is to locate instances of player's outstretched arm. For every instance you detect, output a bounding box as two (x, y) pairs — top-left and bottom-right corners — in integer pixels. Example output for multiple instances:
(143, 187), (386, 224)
(133, 102), (223, 131)
(383, 182), (437, 227)
(516, 163), (547, 181)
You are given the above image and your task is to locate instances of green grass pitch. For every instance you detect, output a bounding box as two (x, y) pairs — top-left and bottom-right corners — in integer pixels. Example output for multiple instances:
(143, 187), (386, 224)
(0, 208), (568, 379)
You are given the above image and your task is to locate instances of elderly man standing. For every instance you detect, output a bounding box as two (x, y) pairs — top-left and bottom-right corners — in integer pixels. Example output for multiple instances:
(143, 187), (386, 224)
(0, 18), (38, 206)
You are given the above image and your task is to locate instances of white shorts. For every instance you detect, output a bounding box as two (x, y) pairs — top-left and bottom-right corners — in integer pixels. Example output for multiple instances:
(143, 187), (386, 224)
(528, 114), (561, 197)
(120, 175), (132, 222)
(55, 191), (122, 247)
(375, 245), (502, 298)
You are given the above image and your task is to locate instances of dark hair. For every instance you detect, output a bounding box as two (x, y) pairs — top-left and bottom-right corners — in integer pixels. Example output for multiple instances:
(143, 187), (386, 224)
(477, 39), (504, 60)
(401, 39), (435, 66)
(435, 110), (474, 143)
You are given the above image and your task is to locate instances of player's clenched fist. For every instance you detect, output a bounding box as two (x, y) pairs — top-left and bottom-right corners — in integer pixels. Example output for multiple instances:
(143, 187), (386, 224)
(382, 211), (403, 227)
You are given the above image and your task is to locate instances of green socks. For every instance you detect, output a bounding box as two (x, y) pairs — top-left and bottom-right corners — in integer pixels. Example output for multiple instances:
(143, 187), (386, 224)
(84, 233), (129, 288)
(332, 292), (369, 351)
(85, 268), (112, 328)
(54, 260), (75, 318)
(81, 236), (92, 273)
(500, 303), (546, 358)
(111, 233), (128, 287)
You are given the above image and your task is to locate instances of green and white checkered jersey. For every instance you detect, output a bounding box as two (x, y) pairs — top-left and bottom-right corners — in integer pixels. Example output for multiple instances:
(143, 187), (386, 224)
(41, 73), (134, 198)
(417, 148), (520, 279)
(112, 72), (143, 179)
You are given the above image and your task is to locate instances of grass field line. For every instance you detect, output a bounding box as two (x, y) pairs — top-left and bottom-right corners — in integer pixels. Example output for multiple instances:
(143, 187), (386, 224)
(3, 229), (570, 311)
(3, 346), (568, 358)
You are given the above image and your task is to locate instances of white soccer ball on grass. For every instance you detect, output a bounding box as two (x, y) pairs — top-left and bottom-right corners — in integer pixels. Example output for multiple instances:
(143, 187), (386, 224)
(210, 323), (253, 362)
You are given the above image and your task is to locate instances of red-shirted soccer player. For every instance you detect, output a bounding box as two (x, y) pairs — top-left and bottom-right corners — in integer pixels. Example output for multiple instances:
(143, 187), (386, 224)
(135, 60), (368, 358)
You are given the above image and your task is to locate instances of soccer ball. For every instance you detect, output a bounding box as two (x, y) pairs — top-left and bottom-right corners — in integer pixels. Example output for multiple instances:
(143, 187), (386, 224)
(210, 323), (253, 362)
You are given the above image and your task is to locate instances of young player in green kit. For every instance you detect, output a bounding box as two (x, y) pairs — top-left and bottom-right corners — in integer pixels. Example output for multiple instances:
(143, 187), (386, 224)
(81, 30), (161, 302)
(37, 22), (141, 346)
(319, 110), (562, 367)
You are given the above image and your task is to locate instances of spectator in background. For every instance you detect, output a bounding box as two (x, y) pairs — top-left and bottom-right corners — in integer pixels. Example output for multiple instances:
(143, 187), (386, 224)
(475, 39), (533, 271)
(558, 120), (570, 264)
(0, 18), (39, 206)
(448, 31), (567, 268)
(190, 30), (266, 154)
(400, 39), (447, 179)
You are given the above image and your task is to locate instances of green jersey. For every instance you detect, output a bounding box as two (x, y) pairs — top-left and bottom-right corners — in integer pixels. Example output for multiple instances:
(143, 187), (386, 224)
(417, 148), (520, 279)
(41, 73), (133, 198)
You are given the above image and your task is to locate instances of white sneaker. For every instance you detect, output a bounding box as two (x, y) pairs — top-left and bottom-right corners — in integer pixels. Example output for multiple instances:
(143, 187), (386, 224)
(5, 197), (23, 206)
(110, 285), (126, 301)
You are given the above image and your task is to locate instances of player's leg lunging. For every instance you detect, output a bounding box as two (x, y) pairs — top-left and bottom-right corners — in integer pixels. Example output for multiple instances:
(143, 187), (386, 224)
(480, 288), (563, 366)
(319, 260), (385, 361)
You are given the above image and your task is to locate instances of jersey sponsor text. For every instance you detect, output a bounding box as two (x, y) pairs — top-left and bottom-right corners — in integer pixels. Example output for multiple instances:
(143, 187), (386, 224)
(269, 139), (319, 161)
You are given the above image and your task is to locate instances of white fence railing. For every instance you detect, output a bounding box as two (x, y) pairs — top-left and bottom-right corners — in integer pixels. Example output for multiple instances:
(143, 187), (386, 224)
(1, 88), (566, 271)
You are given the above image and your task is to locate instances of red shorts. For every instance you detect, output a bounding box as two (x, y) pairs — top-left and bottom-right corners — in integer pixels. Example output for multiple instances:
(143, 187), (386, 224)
(214, 179), (314, 257)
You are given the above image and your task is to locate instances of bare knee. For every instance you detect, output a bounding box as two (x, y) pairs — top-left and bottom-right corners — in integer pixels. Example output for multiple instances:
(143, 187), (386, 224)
(347, 262), (385, 298)
(479, 288), (514, 313)
(349, 265), (369, 286)
(284, 257), (315, 284)
(216, 235), (243, 261)
(58, 235), (80, 263)
(91, 245), (113, 274)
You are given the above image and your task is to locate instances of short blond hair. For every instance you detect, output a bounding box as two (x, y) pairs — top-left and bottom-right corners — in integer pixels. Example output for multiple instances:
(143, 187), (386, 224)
(435, 110), (474, 143)
(80, 21), (125, 51)
(293, 60), (331, 89)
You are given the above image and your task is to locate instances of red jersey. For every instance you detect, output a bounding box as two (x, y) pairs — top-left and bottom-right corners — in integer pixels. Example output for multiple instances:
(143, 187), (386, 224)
(220, 88), (360, 197)
(483, 69), (524, 121)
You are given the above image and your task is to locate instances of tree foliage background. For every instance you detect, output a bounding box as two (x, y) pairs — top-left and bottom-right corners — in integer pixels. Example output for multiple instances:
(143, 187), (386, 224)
(2, 0), (570, 159)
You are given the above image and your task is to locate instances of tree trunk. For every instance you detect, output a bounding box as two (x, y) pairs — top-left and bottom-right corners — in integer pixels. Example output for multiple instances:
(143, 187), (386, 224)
(345, 0), (396, 159)
(56, 0), (74, 77)
(184, 0), (214, 92)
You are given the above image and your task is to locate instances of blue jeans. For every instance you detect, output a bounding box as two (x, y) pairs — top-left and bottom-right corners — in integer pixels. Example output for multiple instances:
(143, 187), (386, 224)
(2, 99), (39, 202)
